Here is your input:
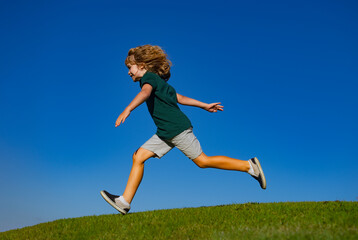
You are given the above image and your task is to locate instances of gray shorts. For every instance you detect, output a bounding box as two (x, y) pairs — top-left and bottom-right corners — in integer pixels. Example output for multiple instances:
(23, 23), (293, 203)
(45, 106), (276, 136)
(141, 127), (203, 160)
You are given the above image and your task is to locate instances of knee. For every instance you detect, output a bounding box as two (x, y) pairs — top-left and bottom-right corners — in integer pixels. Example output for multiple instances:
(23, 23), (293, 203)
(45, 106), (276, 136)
(193, 153), (209, 168)
(132, 149), (146, 165)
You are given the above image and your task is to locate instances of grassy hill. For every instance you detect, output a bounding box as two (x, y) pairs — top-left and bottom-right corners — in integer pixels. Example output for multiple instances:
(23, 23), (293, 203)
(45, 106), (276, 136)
(1, 201), (357, 239)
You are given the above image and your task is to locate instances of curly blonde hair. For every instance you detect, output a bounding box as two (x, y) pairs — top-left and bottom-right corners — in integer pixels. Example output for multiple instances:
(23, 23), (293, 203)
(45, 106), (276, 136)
(125, 45), (172, 81)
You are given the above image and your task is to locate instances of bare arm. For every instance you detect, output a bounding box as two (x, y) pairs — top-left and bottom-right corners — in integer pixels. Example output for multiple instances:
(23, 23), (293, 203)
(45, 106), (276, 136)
(115, 84), (153, 127)
(177, 93), (224, 113)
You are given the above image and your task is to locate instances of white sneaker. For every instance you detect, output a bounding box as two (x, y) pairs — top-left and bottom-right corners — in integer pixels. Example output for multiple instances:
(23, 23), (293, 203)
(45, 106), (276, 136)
(100, 190), (130, 214)
(248, 157), (267, 189)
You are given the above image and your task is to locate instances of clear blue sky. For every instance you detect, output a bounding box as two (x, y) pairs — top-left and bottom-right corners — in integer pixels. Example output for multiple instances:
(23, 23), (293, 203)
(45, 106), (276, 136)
(1, 0), (357, 232)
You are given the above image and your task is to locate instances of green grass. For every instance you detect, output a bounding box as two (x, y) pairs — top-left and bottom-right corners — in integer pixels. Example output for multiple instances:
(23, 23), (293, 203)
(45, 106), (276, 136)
(1, 201), (357, 239)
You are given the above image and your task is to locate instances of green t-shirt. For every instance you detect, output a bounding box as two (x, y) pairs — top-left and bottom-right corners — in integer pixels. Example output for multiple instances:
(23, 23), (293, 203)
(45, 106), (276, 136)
(140, 72), (192, 139)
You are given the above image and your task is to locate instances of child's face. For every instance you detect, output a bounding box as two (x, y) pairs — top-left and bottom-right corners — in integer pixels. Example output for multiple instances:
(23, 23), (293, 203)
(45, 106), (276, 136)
(127, 64), (147, 82)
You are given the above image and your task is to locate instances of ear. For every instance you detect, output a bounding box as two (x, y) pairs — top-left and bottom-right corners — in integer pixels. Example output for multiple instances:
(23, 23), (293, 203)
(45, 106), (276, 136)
(138, 63), (147, 70)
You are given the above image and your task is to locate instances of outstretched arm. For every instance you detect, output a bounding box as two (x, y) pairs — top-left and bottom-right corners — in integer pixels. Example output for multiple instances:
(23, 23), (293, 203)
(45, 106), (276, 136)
(176, 93), (223, 113)
(115, 84), (153, 127)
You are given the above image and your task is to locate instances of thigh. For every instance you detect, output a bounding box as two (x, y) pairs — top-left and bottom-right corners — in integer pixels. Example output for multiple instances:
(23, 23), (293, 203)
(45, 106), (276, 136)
(170, 128), (203, 160)
(140, 134), (174, 159)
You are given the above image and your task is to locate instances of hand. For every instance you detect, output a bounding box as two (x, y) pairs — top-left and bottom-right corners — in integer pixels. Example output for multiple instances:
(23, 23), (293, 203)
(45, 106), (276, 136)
(115, 108), (131, 127)
(204, 102), (224, 113)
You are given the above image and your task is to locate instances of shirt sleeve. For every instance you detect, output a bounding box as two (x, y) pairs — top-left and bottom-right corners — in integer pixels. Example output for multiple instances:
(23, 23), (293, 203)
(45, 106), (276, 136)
(140, 73), (157, 90)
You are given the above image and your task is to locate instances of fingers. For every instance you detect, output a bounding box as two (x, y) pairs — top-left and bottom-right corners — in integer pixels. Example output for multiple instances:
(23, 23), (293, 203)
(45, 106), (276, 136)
(211, 102), (224, 111)
(116, 118), (126, 127)
(115, 116), (123, 127)
(121, 116), (127, 124)
(207, 102), (224, 113)
(212, 102), (224, 108)
(115, 111), (131, 127)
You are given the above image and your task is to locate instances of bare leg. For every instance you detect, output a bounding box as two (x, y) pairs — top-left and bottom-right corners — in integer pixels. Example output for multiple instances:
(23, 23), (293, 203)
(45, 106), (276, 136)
(122, 148), (156, 204)
(192, 152), (250, 172)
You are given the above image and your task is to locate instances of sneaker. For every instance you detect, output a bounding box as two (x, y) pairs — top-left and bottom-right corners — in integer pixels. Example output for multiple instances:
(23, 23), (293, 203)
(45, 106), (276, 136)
(248, 157), (267, 189)
(100, 190), (130, 214)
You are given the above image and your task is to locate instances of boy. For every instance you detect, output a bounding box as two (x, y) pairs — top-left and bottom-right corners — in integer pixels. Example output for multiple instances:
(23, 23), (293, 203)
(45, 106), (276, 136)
(101, 45), (266, 214)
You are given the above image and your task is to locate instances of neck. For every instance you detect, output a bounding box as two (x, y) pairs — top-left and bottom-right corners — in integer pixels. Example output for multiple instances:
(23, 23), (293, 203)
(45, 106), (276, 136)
(137, 69), (147, 78)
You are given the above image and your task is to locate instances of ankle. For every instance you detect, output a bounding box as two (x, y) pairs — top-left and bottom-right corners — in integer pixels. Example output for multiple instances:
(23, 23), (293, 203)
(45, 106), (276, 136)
(122, 195), (131, 205)
(247, 159), (258, 176)
(244, 161), (251, 172)
(116, 196), (130, 207)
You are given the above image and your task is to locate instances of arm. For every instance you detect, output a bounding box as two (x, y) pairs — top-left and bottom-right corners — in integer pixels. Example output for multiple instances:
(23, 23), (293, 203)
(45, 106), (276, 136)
(176, 93), (224, 113)
(115, 84), (153, 127)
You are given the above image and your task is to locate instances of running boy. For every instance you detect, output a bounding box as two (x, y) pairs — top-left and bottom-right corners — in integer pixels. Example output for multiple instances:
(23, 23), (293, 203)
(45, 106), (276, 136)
(101, 45), (266, 214)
